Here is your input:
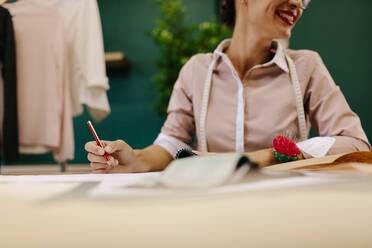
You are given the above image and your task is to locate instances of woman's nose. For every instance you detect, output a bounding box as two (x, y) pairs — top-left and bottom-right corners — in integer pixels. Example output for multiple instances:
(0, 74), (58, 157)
(287, 0), (302, 9)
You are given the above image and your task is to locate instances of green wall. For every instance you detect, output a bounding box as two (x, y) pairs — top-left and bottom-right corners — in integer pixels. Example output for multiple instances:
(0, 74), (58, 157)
(290, 0), (372, 140)
(17, 0), (371, 164)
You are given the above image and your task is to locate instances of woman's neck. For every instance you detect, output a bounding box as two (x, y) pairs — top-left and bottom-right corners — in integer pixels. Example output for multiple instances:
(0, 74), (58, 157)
(225, 27), (273, 81)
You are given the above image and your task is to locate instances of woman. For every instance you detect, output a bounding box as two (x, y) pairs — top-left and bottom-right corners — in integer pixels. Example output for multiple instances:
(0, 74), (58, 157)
(85, 0), (370, 173)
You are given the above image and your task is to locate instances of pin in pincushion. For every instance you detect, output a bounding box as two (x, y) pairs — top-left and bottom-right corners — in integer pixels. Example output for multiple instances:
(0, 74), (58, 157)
(273, 136), (301, 162)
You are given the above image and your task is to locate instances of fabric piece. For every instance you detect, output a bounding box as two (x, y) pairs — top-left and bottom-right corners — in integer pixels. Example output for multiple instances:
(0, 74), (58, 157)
(155, 39), (371, 158)
(4, 1), (74, 163)
(137, 154), (252, 188)
(32, 0), (110, 122)
(0, 7), (19, 163)
(297, 137), (336, 158)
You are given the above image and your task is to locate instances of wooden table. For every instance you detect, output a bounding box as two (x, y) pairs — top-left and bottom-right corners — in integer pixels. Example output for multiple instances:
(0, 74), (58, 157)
(0, 170), (372, 247)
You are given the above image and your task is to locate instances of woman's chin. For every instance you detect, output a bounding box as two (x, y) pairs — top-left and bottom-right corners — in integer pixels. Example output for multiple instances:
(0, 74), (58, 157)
(276, 30), (292, 40)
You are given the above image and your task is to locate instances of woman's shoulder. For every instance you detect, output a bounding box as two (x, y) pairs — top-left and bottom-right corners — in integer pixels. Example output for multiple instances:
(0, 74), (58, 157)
(286, 49), (322, 63)
(177, 53), (214, 87)
(285, 49), (327, 75)
(185, 53), (214, 68)
(178, 53), (213, 80)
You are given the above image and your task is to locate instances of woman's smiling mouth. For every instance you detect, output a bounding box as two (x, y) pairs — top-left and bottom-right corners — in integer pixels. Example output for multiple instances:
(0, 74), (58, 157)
(275, 10), (296, 25)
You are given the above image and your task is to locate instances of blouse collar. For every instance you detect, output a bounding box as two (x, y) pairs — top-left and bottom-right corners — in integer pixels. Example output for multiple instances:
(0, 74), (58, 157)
(213, 39), (289, 73)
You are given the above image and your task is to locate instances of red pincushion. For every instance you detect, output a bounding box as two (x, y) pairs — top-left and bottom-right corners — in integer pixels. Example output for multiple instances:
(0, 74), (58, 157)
(273, 136), (301, 157)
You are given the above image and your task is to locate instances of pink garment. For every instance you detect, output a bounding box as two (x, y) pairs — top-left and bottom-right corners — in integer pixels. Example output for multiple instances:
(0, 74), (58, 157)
(154, 39), (370, 158)
(5, 1), (74, 162)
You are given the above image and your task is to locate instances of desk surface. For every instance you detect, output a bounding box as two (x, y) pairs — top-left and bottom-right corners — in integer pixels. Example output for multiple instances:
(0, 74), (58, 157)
(1, 164), (91, 175)
(1, 168), (372, 248)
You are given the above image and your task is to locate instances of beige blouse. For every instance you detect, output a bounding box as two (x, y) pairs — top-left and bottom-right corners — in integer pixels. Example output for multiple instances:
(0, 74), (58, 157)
(154, 39), (370, 158)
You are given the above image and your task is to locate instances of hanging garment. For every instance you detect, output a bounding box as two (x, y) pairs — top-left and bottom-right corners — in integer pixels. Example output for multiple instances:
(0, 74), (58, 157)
(4, 1), (74, 163)
(0, 6), (18, 164)
(33, 0), (110, 122)
(0, 64), (3, 157)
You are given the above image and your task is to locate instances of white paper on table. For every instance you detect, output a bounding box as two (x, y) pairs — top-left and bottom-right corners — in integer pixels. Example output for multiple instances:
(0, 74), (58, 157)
(0, 173), (160, 201)
(0, 171), (362, 200)
(88, 171), (357, 198)
(0, 173), (158, 200)
(0, 172), (160, 183)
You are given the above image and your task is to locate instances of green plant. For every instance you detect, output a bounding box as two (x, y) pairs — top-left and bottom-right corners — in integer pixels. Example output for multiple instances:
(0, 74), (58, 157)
(150, 0), (231, 116)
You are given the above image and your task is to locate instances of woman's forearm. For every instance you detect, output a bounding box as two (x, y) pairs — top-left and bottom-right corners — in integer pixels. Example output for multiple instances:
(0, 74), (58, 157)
(142, 146), (303, 172)
(135, 145), (174, 172)
(243, 148), (278, 167)
(195, 148), (288, 167)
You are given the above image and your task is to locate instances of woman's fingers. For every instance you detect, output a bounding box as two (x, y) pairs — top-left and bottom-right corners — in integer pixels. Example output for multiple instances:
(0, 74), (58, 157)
(91, 164), (114, 174)
(85, 141), (105, 155)
(104, 140), (136, 165)
(86, 139), (135, 174)
(89, 156), (118, 169)
(90, 162), (107, 170)
(91, 161), (136, 174)
(90, 161), (114, 171)
(87, 153), (107, 164)
(86, 140), (123, 175)
(104, 140), (130, 154)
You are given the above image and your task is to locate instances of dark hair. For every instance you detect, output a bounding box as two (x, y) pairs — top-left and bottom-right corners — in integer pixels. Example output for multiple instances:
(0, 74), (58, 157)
(221, 0), (235, 28)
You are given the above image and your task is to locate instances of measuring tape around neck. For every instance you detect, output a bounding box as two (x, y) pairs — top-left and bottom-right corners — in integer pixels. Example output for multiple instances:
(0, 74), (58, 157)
(199, 52), (307, 152)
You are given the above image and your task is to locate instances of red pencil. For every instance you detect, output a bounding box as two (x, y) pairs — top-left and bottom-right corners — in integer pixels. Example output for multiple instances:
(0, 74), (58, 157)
(87, 121), (110, 161)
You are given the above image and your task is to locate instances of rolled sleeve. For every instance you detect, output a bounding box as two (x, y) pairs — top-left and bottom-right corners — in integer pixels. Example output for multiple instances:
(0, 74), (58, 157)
(154, 133), (192, 158)
(154, 57), (196, 156)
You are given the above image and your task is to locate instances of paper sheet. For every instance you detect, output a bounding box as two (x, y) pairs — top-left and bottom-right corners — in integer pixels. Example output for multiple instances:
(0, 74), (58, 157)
(89, 170), (357, 198)
(0, 173), (159, 183)
(0, 173), (159, 201)
(0, 171), (365, 200)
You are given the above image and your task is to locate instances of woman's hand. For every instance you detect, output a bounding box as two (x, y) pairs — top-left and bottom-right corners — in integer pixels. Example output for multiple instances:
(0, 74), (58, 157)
(85, 141), (173, 173)
(244, 148), (278, 167)
(245, 148), (304, 167)
(85, 140), (144, 173)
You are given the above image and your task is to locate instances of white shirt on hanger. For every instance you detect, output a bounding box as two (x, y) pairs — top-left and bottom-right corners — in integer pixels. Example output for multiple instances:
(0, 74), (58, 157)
(32, 0), (110, 122)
